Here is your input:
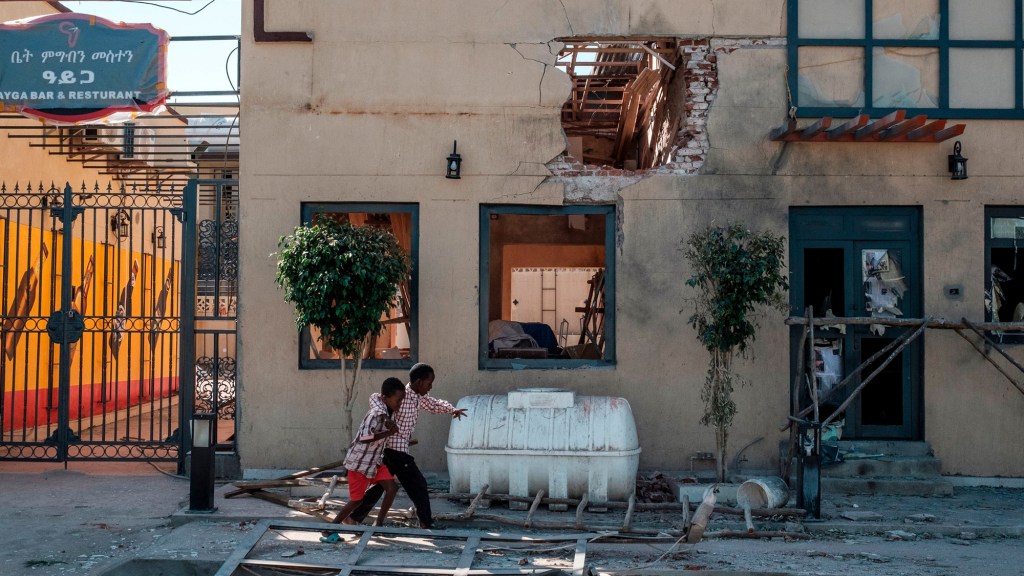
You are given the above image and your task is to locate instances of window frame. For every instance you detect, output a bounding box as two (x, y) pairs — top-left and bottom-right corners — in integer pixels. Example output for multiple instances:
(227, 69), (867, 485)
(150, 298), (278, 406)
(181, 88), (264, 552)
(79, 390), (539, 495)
(478, 204), (616, 370)
(788, 0), (1024, 119)
(298, 202), (419, 370)
(984, 206), (1024, 343)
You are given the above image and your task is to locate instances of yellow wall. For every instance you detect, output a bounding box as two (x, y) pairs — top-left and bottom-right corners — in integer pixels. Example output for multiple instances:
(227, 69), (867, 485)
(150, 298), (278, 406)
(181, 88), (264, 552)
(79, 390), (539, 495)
(239, 0), (1024, 477)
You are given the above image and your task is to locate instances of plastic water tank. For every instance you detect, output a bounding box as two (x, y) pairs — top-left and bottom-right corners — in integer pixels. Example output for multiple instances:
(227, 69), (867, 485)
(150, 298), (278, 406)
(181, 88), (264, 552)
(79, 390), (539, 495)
(446, 388), (640, 506)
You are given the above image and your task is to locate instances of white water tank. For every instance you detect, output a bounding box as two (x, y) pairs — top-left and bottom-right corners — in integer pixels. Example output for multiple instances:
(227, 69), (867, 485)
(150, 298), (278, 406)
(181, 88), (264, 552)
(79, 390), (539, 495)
(446, 388), (640, 506)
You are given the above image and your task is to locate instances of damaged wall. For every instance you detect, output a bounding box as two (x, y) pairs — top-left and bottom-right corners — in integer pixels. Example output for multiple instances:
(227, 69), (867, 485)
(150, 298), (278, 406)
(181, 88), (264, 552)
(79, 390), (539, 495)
(240, 0), (1024, 478)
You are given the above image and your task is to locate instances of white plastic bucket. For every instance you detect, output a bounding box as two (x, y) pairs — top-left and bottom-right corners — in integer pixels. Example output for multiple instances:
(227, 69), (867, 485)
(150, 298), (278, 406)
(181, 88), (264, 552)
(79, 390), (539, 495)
(736, 477), (790, 510)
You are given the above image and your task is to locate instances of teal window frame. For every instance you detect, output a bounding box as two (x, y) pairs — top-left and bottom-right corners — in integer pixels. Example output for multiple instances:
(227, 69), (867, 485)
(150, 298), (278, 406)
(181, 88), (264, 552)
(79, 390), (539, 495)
(985, 206), (1024, 342)
(298, 202), (419, 370)
(788, 0), (1024, 119)
(479, 204), (616, 370)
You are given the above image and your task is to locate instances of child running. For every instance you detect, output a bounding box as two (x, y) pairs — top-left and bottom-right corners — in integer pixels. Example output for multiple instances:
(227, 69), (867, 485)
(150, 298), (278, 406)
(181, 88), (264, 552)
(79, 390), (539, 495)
(320, 377), (405, 542)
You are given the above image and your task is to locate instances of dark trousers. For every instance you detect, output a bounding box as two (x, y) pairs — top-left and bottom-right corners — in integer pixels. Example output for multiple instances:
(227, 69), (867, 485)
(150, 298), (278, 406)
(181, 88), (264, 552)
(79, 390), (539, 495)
(350, 448), (433, 527)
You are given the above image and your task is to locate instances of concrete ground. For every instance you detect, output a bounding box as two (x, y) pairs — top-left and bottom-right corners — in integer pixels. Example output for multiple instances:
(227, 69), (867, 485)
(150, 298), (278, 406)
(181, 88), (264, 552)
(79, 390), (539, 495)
(2, 460), (1024, 576)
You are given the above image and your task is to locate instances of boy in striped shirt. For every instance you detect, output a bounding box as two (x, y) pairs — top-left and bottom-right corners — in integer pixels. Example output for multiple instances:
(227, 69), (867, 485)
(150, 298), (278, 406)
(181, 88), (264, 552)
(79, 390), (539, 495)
(321, 377), (405, 541)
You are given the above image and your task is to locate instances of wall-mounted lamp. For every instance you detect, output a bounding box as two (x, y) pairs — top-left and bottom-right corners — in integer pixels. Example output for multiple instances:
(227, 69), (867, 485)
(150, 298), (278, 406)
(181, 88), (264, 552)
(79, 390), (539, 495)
(445, 140), (462, 179)
(151, 226), (165, 249)
(948, 140), (968, 180)
(110, 209), (131, 240)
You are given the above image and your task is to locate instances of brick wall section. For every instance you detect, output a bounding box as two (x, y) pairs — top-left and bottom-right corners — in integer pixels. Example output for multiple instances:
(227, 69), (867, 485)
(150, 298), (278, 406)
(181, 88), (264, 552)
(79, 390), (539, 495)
(546, 38), (718, 179)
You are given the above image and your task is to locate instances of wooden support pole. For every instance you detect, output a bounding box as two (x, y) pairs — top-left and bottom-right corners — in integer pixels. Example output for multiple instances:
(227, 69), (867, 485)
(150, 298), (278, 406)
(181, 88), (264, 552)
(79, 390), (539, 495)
(575, 493), (589, 530)
(954, 326), (1024, 397)
(463, 484), (489, 520)
(782, 325), (916, 430)
(316, 475), (339, 510)
(782, 310), (810, 480)
(822, 318), (930, 427)
(525, 490), (545, 529)
(680, 494), (691, 533)
(622, 494), (636, 533)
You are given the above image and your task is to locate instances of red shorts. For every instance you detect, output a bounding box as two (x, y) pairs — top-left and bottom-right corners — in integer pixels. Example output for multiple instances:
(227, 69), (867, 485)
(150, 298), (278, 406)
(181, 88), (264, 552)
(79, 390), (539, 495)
(347, 465), (393, 501)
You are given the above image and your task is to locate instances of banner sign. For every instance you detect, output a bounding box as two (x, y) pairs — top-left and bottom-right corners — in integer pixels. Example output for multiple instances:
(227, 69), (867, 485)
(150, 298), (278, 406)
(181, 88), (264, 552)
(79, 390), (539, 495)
(0, 13), (168, 123)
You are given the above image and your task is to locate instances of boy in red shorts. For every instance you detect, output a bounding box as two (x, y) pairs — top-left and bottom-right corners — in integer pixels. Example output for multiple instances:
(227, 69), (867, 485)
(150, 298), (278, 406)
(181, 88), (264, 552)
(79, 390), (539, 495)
(321, 377), (405, 541)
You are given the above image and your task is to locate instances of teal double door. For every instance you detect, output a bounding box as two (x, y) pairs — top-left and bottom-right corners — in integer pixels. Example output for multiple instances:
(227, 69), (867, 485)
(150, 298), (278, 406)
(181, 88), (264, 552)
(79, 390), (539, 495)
(790, 208), (922, 439)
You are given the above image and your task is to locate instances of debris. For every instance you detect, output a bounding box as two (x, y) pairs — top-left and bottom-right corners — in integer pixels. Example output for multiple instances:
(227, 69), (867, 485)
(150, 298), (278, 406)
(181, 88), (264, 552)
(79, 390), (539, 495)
(636, 472), (677, 503)
(905, 513), (937, 523)
(958, 531), (979, 540)
(686, 485), (718, 544)
(841, 511), (883, 521)
(280, 547), (304, 558)
(885, 530), (917, 541)
(856, 552), (890, 563)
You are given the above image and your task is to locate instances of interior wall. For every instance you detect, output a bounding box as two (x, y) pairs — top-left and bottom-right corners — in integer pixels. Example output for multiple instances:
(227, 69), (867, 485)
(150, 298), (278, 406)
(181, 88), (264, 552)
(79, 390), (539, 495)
(499, 244), (605, 319)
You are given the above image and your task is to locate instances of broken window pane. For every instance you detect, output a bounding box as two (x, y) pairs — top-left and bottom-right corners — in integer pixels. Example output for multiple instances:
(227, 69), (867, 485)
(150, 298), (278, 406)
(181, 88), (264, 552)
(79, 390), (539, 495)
(950, 49), (1016, 108)
(863, 249), (906, 335)
(798, 47), (866, 108)
(873, 0), (939, 39)
(872, 47), (939, 108)
(799, 0), (865, 39)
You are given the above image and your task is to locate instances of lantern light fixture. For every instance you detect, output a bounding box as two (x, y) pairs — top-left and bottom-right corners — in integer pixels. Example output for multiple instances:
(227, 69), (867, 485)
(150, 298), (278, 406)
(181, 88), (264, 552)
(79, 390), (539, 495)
(445, 140), (462, 179)
(948, 140), (968, 180)
(151, 226), (166, 249)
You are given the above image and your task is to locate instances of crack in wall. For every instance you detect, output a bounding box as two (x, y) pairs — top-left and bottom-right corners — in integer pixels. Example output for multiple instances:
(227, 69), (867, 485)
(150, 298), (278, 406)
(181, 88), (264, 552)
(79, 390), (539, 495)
(508, 43), (554, 106)
(558, 0), (575, 35)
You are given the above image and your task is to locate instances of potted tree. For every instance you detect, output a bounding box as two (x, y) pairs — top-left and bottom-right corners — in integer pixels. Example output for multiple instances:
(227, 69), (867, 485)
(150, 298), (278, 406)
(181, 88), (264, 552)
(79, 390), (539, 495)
(684, 223), (788, 482)
(275, 218), (411, 444)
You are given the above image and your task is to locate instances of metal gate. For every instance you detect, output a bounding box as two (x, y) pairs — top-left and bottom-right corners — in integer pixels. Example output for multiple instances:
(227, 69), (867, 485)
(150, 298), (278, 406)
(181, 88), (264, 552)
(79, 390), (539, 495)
(0, 182), (191, 462)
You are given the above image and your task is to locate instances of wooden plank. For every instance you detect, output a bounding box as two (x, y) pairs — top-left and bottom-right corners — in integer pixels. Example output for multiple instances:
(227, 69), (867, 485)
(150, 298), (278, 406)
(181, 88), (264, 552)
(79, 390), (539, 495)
(572, 537), (589, 576)
(454, 535), (481, 576)
(878, 114), (927, 140)
(339, 529), (376, 576)
(769, 119), (798, 140)
(799, 117), (832, 140)
(932, 123), (967, 142)
(905, 119), (946, 141)
(854, 109), (906, 140)
(826, 114), (869, 140)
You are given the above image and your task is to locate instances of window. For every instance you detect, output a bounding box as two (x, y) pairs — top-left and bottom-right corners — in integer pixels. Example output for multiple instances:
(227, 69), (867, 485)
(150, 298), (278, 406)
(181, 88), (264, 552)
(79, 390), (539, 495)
(788, 0), (1024, 118)
(479, 205), (615, 369)
(299, 203), (418, 369)
(985, 207), (1024, 341)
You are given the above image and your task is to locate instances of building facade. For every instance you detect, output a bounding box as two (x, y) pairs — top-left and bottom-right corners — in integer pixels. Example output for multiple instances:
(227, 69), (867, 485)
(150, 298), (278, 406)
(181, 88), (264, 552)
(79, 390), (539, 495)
(239, 1), (1024, 478)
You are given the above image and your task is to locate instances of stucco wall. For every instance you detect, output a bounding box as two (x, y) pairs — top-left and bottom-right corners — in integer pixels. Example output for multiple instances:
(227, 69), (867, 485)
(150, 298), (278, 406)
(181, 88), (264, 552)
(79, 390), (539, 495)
(240, 0), (1024, 477)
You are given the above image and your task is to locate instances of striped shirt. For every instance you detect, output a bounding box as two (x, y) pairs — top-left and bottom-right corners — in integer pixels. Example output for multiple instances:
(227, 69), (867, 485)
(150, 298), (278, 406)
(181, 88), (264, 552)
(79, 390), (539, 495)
(369, 383), (455, 454)
(343, 395), (392, 477)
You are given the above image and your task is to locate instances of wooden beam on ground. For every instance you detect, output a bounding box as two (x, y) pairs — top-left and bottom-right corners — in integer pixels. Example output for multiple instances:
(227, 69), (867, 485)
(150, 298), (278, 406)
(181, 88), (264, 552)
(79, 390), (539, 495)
(225, 459), (344, 498)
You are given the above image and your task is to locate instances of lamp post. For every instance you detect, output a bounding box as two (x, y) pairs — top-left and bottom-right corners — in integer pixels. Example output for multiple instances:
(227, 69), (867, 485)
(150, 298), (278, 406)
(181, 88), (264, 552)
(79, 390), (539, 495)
(188, 412), (217, 513)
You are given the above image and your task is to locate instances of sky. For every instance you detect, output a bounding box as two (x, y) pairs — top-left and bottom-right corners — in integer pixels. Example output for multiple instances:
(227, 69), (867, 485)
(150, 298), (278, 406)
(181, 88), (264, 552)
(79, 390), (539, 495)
(60, 0), (241, 102)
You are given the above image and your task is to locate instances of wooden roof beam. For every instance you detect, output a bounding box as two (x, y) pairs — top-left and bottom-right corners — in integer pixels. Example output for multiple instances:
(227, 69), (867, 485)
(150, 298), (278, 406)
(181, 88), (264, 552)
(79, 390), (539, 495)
(854, 110), (906, 140)
(827, 114), (869, 140)
(905, 119), (947, 141)
(799, 117), (832, 140)
(878, 114), (927, 140)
